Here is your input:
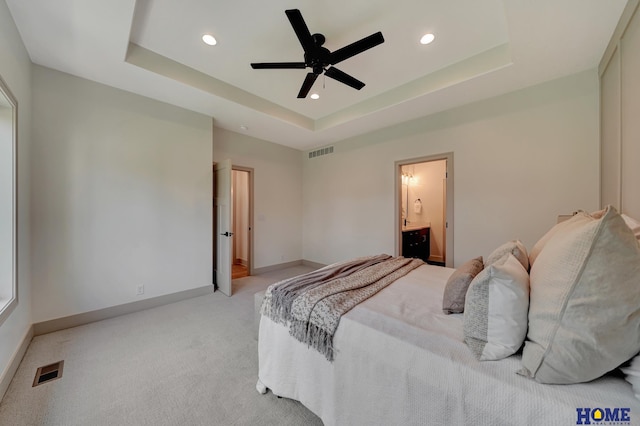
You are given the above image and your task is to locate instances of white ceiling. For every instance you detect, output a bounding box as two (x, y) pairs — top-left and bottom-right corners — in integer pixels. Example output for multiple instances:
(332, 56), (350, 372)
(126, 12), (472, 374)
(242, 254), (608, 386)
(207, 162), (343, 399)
(6, 0), (627, 150)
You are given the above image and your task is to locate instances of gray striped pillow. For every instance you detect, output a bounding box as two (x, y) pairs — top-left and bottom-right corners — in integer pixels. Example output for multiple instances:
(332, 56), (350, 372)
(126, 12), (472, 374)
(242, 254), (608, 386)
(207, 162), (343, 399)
(442, 257), (484, 314)
(463, 253), (530, 361)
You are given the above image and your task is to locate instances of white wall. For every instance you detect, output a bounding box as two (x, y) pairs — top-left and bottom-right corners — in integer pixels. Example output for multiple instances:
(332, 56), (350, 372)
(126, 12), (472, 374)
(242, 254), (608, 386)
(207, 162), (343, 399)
(214, 128), (302, 269)
(303, 70), (600, 267)
(0, 0), (32, 395)
(30, 66), (213, 323)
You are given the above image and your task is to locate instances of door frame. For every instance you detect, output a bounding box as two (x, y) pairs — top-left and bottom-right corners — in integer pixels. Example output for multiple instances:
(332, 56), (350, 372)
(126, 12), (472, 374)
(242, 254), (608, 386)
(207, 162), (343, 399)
(231, 166), (254, 276)
(213, 162), (217, 289)
(395, 153), (454, 267)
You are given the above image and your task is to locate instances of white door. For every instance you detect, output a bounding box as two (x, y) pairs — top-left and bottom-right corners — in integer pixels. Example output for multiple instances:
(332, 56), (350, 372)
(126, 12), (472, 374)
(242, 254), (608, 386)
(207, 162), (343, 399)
(215, 159), (233, 296)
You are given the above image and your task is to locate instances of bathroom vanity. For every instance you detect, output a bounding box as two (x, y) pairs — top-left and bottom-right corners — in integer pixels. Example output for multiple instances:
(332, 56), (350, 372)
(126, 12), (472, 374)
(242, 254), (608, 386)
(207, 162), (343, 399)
(401, 224), (430, 262)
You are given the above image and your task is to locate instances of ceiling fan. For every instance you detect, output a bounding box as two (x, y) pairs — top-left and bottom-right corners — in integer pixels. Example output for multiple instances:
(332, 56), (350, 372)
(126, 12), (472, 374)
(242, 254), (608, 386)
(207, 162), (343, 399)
(251, 9), (384, 98)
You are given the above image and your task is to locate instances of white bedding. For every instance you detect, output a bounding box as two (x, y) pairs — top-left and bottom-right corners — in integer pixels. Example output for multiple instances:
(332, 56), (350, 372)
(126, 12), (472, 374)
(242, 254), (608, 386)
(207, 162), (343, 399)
(258, 264), (640, 426)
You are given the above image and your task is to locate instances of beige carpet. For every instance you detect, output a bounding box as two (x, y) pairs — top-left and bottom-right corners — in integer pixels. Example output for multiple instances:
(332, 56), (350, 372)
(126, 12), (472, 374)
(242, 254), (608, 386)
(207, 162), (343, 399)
(0, 266), (323, 426)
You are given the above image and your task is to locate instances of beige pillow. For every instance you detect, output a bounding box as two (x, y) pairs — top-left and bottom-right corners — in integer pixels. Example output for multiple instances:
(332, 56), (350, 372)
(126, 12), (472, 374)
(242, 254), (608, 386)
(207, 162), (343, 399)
(528, 212), (592, 266)
(485, 240), (529, 271)
(442, 257), (484, 314)
(463, 254), (530, 361)
(520, 206), (640, 384)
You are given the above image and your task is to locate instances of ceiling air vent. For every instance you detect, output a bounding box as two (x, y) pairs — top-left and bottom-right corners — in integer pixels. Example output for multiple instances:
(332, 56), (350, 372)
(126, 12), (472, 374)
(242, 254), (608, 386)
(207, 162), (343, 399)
(308, 146), (334, 159)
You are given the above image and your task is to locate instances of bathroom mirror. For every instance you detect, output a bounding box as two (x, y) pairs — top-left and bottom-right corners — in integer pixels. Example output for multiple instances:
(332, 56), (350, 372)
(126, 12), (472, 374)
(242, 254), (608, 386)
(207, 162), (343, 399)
(0, 73), (17, 326)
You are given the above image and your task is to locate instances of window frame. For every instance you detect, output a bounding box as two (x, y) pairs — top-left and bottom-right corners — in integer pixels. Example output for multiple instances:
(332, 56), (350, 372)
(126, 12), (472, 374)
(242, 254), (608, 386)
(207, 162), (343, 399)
(0, 73), (18, 327)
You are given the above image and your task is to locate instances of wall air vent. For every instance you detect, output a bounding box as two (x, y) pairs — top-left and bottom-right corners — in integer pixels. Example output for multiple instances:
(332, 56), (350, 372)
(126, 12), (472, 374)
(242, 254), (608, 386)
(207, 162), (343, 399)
(33, 360), (64, 387)
(308, 146), (334, 159)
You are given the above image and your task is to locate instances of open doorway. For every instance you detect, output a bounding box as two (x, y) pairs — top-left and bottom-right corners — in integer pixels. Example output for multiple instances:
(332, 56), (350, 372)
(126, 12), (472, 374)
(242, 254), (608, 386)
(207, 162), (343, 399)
(231, 168), (252, 279)
(396, 153), (453, 267)
(213, 162), (254, 295)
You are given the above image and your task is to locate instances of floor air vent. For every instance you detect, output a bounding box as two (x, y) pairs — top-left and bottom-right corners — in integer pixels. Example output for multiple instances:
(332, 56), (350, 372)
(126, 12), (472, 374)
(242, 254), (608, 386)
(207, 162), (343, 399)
(308, 146), (334, 159)
(33, 360), (64, 387)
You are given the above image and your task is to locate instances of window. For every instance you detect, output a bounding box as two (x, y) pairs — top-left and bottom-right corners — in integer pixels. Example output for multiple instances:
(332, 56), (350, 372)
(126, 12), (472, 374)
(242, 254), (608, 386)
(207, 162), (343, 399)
(0, 74), (17, 326)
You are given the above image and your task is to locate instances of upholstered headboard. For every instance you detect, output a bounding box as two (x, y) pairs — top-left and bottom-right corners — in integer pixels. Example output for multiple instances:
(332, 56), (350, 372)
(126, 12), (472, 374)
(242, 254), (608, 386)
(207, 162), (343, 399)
(600, 0), (640, 220)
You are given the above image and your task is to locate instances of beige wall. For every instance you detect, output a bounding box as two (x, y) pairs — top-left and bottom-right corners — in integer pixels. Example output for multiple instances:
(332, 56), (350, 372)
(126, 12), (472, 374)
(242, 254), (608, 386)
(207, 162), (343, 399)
(303, 70), (600, 267)
(30, 66), (213, 323)
(0, 0), (32, 398)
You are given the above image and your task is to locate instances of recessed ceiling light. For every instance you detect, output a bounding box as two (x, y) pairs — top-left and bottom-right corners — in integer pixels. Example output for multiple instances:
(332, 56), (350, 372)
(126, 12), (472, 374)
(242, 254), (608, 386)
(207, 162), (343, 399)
(240, 125), (249, 131)
(310, 93), (320, 100)
(202, 34), (217, 46)
(420, 33), (435, 45)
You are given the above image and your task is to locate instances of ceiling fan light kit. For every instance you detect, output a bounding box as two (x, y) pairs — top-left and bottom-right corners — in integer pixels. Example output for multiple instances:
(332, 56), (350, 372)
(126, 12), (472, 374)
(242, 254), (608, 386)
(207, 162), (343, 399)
(251, 9), (385, 98)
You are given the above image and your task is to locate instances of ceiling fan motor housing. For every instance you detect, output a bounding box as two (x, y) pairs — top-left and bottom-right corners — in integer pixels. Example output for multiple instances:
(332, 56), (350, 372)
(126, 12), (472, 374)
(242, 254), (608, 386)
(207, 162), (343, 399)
(305, 42), (331, 74)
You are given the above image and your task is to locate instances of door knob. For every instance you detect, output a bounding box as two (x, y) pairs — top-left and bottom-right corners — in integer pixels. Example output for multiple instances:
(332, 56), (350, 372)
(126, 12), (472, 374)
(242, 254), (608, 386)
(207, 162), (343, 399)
(220, 231), (234, 237)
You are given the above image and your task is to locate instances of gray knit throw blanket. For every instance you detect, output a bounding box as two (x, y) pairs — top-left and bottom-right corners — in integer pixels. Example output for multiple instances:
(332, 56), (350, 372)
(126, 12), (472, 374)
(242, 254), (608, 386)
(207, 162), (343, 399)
(261, 255), (424, 361)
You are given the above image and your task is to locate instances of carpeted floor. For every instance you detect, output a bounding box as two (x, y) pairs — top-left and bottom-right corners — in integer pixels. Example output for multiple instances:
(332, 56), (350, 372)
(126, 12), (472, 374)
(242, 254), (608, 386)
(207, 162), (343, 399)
(0, 266), (323, 426)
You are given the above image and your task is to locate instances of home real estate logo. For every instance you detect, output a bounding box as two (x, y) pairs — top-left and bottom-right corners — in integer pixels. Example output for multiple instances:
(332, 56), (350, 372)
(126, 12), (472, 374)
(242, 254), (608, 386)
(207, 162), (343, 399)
(576, 407), (631, 425)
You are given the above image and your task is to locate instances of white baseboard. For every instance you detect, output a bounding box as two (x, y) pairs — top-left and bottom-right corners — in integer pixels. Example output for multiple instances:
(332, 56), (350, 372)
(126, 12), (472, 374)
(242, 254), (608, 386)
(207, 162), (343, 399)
(0, 325), (33, 403)
(302, 259), (326, 269)
(4, 260), (327, 401)
(2, 286), (214, 401)
(252, 260), (303, 275)
(33, 285), (214, 336)
(252, 259), (327, 275)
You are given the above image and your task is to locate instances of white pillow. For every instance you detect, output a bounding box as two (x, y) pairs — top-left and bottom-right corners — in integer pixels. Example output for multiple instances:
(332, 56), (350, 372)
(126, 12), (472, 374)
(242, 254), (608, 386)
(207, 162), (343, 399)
(622, 213), (640, 241)
(528, 212), (592, 266)
(463, 253), (530, 361)
(520, 206), (640, 384)
(621, 356), (640, 400)
(485, 240), (529, 271)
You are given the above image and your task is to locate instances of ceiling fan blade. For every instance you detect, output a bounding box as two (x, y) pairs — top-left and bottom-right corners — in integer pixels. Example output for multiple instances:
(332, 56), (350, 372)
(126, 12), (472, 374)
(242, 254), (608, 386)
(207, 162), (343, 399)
(329, 31), (384, 65)
(285, 9), (314, 52)
(251, 62), (306, 69)
(297, 72), (319, 98)
(324, 67), (365, 90)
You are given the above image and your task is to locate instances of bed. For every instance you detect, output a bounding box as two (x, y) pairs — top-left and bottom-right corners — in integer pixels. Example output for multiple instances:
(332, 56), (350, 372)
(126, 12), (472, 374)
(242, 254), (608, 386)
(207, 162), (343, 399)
(256, 202), (640, 426)
(256, 10), (640, 420)
(256, 253), (640, 425)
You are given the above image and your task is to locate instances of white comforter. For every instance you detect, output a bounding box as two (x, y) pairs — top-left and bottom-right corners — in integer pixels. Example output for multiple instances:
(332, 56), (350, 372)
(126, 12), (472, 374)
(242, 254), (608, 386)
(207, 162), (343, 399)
(258, 264), (640, 426)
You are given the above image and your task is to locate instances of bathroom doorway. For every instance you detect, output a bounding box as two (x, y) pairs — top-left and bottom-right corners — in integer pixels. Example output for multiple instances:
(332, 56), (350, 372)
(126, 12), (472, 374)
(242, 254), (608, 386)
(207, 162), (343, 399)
(231, 167), (253, 279)
(396, 153), (453, 267)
